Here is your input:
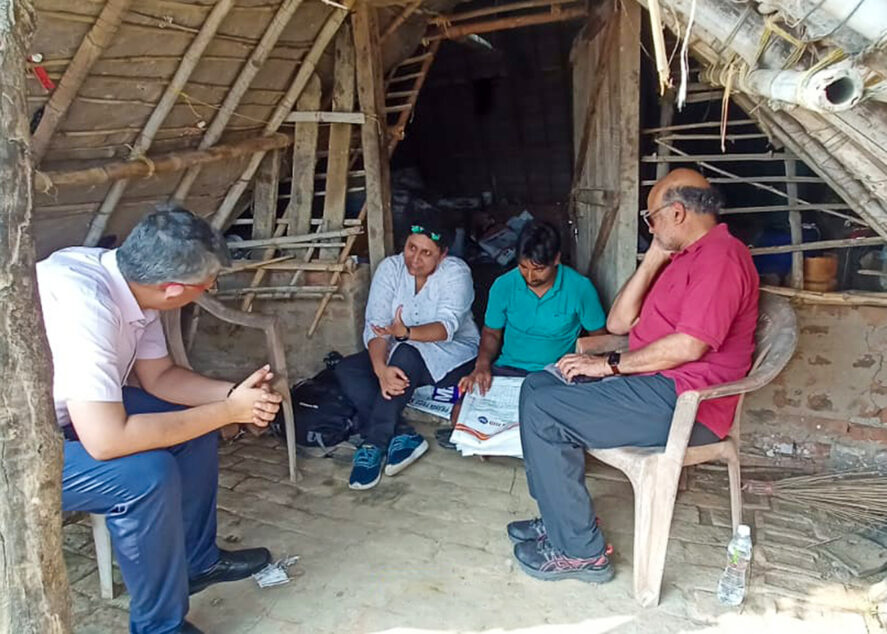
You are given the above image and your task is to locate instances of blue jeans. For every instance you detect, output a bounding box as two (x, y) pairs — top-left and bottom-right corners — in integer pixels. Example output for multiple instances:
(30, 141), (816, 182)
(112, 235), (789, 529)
(62, 387), (220, 633)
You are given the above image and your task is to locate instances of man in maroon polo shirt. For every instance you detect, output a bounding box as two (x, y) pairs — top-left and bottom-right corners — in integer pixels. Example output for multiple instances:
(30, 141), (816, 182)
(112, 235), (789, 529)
(507, 168), (759, 583)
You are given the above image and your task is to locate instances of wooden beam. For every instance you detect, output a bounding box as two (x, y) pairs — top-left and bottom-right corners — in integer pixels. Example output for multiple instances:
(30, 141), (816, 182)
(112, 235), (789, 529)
(426, 6), (587, 40)
(30, 0), (133, 165)
(227, 226), (362, 250)
(284, 111), (366, 124)
(34, 133), (294, 190)
(252, 149), (280, 240)
(83, 0), (236, 246)
(380, 0), (422, 42)
(284, 75), (322, 237)
(211, 0), (356, 231)
(172, 0), (305, 202)
(354, 0), (393, 272)
(750, 237), (885, 256)
(321, 24), (356, 259)
(442, 0), (579, 23)
(761, 285), (887, 307)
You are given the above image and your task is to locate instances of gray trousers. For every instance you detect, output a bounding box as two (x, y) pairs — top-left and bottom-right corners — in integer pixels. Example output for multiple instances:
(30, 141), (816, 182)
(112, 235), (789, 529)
(519, 372), (718, 558)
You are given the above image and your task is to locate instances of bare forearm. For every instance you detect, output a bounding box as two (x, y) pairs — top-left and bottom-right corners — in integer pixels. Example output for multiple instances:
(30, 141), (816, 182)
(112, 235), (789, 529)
(617, 334), (707, 374)
(408, 322), (447, 342)
(368, 337), (389, 376)
(475, 327), (503, 369)
(148, 366), (234, 406)
(80, 402), (235, 460)
(608, 260), (662, 334)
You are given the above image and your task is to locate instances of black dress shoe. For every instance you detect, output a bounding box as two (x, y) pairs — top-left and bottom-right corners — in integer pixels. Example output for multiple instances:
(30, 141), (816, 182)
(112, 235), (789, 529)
(188, 547), (272, 595)
(179, 622), (204, 633)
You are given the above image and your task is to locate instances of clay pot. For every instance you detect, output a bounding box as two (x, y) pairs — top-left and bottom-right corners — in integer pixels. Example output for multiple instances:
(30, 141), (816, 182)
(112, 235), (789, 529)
(804, 254), (838, 292)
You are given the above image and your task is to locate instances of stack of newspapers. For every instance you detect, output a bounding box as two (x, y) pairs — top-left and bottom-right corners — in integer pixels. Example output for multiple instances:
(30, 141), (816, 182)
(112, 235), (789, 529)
(449, 376), (524, 458)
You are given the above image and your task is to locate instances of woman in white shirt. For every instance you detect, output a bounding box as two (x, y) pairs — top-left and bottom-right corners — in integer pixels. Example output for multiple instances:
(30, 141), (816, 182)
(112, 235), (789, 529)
(336, 215), (479, 490)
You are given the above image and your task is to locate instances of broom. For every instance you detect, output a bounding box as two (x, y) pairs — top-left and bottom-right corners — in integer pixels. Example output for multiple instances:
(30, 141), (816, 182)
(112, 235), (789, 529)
(744, 470), (887, 528)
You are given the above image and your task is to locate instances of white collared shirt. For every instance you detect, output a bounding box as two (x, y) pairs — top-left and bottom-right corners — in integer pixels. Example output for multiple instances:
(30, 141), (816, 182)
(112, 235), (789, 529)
(36, 248), (168, 427)
(363, 254), (480, 382)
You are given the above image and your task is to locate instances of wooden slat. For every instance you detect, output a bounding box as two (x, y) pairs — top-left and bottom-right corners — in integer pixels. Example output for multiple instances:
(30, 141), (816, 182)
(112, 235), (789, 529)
(283, 74), (321, 237)
(321, 24), (356, 258)
(284, 111), (366, 124)
(786, 159), (804, 290)
(354, 0), (393, 273)
(642, 152), (791, 163)
(252, 149), (280, 240)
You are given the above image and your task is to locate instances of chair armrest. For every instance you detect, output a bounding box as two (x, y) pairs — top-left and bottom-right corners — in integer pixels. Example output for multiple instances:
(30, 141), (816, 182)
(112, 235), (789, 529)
(575, 334), (629, 355)
(694, 375), (766, 401)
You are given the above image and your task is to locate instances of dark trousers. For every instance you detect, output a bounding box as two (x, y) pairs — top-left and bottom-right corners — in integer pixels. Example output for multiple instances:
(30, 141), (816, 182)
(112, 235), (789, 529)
(519, 372), (719, 558)
(336, 344), (474, 449)
(62, 387), (220, 634)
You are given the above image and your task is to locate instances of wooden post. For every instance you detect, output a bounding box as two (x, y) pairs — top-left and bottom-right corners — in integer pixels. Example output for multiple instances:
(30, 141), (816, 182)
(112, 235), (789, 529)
(30, 0), (133, 165)
(785, 159), (804, 289)
(0, 2), (72, 631)
(253, 150), (281, 240)
(284, 75), (322, 237)
(353, 0), (393, 272)
(321, 24), (356, 259)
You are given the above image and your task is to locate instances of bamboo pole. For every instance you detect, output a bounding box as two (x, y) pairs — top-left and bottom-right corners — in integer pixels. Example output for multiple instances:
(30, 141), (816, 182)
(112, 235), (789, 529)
(387, 39), (439, 152)
(34, 133), (294, 190)
(647, 0), (671, 94)
(83, 0), (236, 246)
(211, 0), (356, 231)
(30, 0), (134, 165)
(215, 285), (340, 297)
(426, 6), (587, 40)
(227, 227), (362, 250)
(642, 119), (757, 133)
(222, 259), (351, 274)
(761, 285), (887, 308)
(380, 0), (422, 42)
(442, 0), (579, 23)
(750, 236), (884, 256)
(171, 0), (305, 202)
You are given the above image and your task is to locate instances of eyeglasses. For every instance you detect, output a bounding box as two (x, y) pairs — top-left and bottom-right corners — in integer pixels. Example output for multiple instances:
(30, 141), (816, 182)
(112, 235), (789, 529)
(162, 278), (218, 293)
(411, 224), (441, 242)
(639, 202), (673, 230)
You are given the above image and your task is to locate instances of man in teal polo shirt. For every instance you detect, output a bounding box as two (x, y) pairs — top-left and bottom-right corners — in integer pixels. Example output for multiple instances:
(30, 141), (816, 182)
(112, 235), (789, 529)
(437, 221), (606, 447)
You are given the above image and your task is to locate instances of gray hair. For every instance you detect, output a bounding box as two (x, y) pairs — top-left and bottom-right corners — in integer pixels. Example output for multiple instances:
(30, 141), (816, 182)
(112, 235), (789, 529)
(117, 205), (230, 285)
(661, 186), (723, 216)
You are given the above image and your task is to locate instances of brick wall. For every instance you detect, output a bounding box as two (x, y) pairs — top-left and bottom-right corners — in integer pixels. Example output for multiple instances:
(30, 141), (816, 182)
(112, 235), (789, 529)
(742, 301), (887, 469)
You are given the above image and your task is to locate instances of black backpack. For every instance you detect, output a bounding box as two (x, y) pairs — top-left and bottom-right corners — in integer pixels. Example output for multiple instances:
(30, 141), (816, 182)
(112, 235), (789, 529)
(271, 365), (356, 450)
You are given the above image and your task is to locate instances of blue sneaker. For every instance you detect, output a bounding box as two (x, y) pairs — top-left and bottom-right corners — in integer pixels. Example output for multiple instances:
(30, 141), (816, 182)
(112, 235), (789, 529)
(384, 433), (429, 476)
(349, 444), (384, 490)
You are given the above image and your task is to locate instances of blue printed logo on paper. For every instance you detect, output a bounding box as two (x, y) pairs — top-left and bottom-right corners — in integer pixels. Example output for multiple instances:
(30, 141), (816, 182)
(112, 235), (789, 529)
(479, 416), (488, 424)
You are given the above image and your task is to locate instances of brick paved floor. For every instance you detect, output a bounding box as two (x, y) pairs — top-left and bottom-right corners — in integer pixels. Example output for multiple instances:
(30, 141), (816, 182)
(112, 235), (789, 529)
(65, 422), (880, 633)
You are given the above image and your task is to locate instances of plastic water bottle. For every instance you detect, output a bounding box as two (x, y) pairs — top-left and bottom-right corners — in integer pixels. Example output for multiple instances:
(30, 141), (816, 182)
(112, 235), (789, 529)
(717, 524), (753, 606)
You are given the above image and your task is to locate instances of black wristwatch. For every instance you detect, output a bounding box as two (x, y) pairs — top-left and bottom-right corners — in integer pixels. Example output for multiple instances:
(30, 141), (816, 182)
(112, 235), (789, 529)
(607, 351), (622, 375)
(395, 326), (411, 342)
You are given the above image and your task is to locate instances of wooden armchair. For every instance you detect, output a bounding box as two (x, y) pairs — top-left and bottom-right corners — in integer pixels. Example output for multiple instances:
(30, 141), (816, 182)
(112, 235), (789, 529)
(80, 296), (297, 600)
(575, 293), (797, 607)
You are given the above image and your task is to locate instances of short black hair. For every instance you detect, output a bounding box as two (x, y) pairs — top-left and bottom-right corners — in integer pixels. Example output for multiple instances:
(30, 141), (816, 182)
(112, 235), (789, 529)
(517, 221), (560, 266)
(661, 186), (723, 216)
(407, 210), (453, 250)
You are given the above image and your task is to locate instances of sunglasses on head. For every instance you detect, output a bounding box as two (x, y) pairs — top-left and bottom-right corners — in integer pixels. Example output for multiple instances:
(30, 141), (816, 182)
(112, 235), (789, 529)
(410, 224), (441, 242)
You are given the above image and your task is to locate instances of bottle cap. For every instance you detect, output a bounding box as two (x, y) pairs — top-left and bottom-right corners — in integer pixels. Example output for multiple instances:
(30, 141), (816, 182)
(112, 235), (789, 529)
(738, 524), (751, 537)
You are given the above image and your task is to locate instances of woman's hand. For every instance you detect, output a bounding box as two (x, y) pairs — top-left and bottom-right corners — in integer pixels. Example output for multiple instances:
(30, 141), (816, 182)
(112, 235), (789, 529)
(371, 305), (409, 339)
(556, 354), (611, 382)
(376, 365), (410, 400)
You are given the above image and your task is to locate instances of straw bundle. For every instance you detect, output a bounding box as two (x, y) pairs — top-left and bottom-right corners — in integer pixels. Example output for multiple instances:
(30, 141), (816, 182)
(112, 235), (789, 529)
(744, 470), (887, 527)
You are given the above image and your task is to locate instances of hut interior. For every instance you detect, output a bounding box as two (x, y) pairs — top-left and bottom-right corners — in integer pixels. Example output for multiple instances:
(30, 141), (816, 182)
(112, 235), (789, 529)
(14, 0), (887, 629)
